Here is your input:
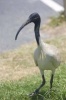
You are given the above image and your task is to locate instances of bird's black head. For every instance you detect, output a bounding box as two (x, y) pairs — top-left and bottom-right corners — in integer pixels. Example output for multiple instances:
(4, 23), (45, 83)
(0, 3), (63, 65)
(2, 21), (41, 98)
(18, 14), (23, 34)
(15, 13), (41, 40)
(29, 13), (41, 24)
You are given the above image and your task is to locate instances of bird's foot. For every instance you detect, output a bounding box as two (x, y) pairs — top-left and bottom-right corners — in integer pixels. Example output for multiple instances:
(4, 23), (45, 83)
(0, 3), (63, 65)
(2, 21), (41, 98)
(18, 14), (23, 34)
(29, 89), (39, 96)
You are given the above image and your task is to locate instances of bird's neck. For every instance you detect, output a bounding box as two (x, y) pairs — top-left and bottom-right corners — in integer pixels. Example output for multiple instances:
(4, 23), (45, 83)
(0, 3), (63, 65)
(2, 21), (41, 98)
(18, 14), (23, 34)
(34, 21), (40, 46)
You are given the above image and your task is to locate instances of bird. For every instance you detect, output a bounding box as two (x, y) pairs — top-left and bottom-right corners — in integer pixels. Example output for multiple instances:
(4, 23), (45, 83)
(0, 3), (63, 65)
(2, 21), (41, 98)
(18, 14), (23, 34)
(15, 13), (61, 96)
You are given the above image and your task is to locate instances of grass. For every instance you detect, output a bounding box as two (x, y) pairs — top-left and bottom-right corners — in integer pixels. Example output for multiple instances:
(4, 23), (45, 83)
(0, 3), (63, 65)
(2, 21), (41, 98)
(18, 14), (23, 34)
(0, 65), (66, 100)
(0, 36), (66, 100)
(48, 12), (66, 27)
(41, 12), (66, 30)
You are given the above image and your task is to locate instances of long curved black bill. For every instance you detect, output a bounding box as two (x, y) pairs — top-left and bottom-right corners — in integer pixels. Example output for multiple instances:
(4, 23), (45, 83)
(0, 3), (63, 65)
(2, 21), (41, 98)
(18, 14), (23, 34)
(15, 19), (31, 40)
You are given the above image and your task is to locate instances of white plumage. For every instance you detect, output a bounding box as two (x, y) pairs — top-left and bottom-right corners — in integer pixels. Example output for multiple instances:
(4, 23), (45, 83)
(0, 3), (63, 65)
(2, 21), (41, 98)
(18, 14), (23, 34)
(34, 38), (60, 75)
(15, 13), (61, 96)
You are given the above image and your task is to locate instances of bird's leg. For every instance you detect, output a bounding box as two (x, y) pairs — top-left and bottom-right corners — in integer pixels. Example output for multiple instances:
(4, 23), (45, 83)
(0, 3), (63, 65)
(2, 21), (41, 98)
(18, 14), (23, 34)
(34, 75), (45, 94)
(50, 74), (54, 89)
(29, 75), (45, 96)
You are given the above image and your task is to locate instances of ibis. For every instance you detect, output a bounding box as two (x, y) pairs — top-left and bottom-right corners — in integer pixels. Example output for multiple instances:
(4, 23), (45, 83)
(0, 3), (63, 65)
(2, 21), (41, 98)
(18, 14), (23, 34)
(15, 13), (60, 96)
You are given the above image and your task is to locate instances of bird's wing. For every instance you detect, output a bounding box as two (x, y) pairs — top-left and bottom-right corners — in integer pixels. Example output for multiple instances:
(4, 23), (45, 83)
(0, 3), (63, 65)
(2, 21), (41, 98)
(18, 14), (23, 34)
(40, 41), (61, 65)
(34, 47), (42, 66)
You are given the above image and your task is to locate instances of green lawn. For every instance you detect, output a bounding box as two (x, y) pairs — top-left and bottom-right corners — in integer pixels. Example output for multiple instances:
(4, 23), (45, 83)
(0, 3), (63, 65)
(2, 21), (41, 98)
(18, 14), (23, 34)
(0, 65), (66, 100)
(0, 36), (66, 100)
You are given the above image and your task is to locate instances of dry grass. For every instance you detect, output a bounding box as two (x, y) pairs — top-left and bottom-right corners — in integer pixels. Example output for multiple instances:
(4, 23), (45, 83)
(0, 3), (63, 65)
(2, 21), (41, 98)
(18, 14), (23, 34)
(0, 35), (66, 81)
(0, 43), (40, 81)
(41, 22), (66, 38)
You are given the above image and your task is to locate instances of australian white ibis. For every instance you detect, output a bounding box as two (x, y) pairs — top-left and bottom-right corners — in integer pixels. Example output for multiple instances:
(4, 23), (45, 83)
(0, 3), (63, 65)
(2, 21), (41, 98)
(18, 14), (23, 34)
(15, 13), (60, 96)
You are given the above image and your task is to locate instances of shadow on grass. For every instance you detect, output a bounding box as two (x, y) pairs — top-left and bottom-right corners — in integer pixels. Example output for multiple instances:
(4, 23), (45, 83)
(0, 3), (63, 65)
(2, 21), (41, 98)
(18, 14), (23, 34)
(29, 94), (45, 100)
(28, 91), (46, 100)
(27, 88), (66, 100)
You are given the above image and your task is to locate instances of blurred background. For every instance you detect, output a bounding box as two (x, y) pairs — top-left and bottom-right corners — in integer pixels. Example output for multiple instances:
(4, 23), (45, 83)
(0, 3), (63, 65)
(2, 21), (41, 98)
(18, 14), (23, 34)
(0, 0), (64, 52)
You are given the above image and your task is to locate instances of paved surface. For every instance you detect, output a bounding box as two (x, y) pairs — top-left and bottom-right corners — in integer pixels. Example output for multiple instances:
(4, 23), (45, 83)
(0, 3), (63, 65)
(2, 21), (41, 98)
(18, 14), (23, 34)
(0, 0), (63, 52)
